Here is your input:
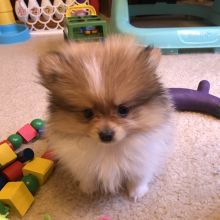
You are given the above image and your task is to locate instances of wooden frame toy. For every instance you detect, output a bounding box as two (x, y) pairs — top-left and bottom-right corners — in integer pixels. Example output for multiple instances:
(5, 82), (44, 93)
(0, 119), (55, 218)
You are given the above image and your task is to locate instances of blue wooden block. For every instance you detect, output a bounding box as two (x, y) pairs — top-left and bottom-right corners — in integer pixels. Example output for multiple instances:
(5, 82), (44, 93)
(0, 175), (8, 190)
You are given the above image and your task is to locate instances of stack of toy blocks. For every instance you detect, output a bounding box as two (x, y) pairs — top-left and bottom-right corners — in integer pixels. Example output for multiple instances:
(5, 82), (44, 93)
(0, 119), (55, 217)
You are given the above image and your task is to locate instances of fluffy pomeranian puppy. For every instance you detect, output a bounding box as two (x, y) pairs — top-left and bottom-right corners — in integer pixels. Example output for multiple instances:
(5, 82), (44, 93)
(38, 35), (173, 201)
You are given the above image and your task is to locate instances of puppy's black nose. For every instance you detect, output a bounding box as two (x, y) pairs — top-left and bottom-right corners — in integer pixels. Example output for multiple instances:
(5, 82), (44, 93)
(99, 130), (114, 143)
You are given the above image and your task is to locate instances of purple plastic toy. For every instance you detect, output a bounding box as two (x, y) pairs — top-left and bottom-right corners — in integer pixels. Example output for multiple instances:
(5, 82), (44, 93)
(168, 80), (220, 118)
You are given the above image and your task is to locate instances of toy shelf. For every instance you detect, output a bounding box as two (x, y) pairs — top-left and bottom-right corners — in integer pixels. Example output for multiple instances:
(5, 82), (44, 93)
(110, 0), (220, 53)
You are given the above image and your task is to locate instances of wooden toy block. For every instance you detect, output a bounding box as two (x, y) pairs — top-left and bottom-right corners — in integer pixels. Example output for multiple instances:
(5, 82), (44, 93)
(0, 175), (8, 190)
(2, 161), (24, 181)
(0, 140), (14, 150)
(22, 157), (54, 185)
(17, 124), (38, 143)
(0, 182), (34, 216)
(41, 150), (58, 163)
(0, 143), (17, 168)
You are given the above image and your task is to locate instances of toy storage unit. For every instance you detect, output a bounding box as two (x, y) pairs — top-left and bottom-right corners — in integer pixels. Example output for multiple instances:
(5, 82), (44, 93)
(110, 0), (220, 53)
(14, 0), (99, 32)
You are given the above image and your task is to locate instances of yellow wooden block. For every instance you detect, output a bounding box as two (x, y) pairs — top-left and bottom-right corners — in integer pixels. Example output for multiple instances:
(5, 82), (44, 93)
(0, 143), (17, 167)
(0, 182), (34, 216)
(22, 157), (54, 185)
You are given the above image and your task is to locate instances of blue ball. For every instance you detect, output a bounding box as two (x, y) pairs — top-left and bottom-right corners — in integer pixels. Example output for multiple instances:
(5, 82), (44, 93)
(0, 175), (8, 190)
(17, 148), (34, 162)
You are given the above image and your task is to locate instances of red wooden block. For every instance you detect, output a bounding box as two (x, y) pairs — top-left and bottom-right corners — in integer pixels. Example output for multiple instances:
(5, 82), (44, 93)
(17, 124), (37, 143)
(41, 150), (58, 163)
(0, 140), (14, 150)
(2, 161), (24, 181)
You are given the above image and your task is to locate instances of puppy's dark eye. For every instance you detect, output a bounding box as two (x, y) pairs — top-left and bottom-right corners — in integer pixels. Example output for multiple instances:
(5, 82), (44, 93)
(83, 108), (94, 119)
(117, 105), (129, 117)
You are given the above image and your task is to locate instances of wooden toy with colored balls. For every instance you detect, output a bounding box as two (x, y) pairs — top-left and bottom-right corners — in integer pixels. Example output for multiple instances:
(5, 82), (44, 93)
(0, 118), (56, 217)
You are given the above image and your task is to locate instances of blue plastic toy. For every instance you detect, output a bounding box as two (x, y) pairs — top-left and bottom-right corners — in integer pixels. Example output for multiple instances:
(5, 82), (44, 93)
(110, 0), (220, 54)
(0, 0), (30, 44)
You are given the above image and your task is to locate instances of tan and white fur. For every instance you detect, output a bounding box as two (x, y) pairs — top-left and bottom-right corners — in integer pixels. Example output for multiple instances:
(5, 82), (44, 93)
(38, 35), (173, 201)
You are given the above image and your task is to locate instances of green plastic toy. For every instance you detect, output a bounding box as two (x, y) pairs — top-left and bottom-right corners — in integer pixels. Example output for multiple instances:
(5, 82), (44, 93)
(64, 15), (107, 41)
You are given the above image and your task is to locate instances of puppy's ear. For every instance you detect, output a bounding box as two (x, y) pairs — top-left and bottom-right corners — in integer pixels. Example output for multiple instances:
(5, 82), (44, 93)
(38, 51), (67, 88)
(140, 47), (161, 71)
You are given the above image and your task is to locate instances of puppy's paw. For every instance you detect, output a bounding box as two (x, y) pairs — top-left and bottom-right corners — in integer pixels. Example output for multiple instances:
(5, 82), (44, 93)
(128, 183), (149, 202)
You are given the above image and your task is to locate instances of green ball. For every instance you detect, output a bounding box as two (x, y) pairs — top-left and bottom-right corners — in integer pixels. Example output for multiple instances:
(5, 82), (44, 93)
(31, 119), (45, 130)
(0, 202), (10, 215)
(22, 174), (39, 194)
(7, 134), (23, 149)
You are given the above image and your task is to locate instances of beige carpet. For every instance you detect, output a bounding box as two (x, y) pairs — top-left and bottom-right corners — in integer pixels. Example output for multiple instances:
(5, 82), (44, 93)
(1, 34), (220, 220)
